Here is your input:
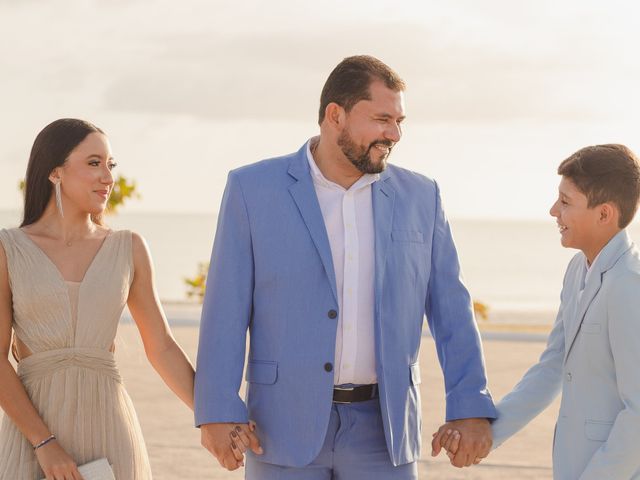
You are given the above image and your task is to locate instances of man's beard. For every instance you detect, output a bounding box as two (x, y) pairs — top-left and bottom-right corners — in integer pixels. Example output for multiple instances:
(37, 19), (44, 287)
(337, 128), (393, 174)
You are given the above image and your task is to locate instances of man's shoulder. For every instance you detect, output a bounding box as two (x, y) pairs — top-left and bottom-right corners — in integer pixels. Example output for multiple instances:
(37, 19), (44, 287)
(230, 151), (298, 180)
(386, 164), (436, 191)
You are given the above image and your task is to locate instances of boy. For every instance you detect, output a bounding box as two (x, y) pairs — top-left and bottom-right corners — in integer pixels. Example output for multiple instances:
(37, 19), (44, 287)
(434, 144), (640, 479)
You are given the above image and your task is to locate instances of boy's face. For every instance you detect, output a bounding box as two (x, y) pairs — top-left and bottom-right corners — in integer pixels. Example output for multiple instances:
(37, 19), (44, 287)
(549, 177), (601, 251)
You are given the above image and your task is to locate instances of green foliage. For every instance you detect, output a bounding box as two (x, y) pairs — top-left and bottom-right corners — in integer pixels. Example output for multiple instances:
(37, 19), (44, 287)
(18, 175), (139, 214)
(107, 175), (139, 213)
(184, 262), (209, 303)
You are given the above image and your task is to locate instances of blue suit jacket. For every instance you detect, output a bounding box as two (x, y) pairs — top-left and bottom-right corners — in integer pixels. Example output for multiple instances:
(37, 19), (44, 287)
(194, 143), (496, 467)
(492, 230), (640, 479)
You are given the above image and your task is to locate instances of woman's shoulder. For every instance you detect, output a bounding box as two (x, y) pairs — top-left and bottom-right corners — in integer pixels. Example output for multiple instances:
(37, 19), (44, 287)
(0, 228), (21, 269)
(0, 226), (21, 236)
(114, 229), (145, 247)
(114, 230), (149, 260)
(107, 228), (140, 243)
(0, 227), (21, 247)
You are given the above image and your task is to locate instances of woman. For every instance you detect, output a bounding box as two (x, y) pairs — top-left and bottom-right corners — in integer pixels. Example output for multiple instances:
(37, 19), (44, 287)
(0, 119), (246, 479)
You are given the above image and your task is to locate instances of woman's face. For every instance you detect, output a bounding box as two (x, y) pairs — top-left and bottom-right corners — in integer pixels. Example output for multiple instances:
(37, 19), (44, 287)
(53, 132), (116, 216)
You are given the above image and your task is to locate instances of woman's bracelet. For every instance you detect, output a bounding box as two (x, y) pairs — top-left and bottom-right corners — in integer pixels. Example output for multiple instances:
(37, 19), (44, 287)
(33, 434), (56, 450)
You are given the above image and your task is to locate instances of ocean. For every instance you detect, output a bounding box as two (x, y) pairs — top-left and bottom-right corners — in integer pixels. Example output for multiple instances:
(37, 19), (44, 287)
(3, 209), (635, 325)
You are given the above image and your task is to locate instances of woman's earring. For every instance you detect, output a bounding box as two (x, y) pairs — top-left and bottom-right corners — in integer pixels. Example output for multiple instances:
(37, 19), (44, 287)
(55, 181), (64, 218)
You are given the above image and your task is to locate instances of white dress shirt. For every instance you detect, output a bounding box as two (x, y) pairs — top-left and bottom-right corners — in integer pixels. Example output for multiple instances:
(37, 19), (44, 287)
(306, 138), (378, 385)
(578, 251), (602, 303)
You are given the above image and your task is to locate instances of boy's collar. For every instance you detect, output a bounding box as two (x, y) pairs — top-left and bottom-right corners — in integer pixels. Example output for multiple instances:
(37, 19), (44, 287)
(584, 229), (632, 277)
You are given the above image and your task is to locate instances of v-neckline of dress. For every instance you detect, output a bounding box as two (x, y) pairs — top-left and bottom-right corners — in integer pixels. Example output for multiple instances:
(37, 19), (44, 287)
(17, 228), (114, 287)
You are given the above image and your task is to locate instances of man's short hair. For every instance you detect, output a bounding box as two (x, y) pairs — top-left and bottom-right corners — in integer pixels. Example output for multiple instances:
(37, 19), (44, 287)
(318, 55), (406, 125)
(558, 144), (640, 228)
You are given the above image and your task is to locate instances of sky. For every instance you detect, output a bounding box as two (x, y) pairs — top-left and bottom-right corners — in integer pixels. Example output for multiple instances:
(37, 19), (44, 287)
(1, 0), (639, 220)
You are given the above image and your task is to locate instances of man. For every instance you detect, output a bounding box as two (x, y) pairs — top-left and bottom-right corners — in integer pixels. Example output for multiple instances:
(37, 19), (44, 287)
(434, 145), (640, 478)
(195, 55), (496, 479)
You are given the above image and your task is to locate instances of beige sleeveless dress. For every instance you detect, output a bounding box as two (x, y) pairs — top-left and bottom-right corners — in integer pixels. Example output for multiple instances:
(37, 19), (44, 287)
(0, 228), (152, 479)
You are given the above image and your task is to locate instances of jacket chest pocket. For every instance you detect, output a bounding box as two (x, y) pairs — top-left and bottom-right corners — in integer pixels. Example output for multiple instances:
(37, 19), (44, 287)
(391, 230), (424, 244)
(389, 230), (429, 292)
(580, 323), (602, 335)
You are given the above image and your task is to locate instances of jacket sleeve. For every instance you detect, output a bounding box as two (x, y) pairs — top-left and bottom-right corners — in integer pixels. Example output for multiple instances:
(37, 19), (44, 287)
(425, 181), (496, 421)
(489, 257), (580, 447)
(194, 171), (254, 427)
(579, 272), (640, 479)
(491, 308), (565, 447)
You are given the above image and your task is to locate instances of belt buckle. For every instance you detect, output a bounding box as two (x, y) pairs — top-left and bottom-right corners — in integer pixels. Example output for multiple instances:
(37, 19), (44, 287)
(333, 386), (354, 404)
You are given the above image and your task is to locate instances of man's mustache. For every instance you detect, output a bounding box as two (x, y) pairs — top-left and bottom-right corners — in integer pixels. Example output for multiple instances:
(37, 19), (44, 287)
(367, 140), (394, 152)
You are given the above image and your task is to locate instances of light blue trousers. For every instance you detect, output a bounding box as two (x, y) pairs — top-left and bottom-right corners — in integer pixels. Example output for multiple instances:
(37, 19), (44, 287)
(245, 398), (418, 479)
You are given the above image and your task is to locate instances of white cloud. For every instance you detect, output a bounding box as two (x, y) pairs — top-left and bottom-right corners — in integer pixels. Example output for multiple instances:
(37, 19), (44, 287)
(1, 0), (639, 215)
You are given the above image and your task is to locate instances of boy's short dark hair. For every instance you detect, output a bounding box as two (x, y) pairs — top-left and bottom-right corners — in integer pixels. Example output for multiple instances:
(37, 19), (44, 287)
(558, 144), (640, 228)
(318, 55), (406, 125)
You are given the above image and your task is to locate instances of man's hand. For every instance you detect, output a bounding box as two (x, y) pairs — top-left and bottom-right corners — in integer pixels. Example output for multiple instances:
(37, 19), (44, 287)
(201, 422), (263, 471)
(431, 418), (491, 468)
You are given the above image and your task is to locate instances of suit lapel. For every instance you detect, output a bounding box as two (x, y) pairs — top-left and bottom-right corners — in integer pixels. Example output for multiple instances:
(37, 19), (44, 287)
(372, 171), (395, 312)
(564, 230), (633, 362)
(287, 148), (338, 304)
(564, 268), (602, 362)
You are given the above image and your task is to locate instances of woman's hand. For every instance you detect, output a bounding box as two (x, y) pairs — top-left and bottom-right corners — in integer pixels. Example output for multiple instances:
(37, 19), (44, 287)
(35, 440), (84, 480)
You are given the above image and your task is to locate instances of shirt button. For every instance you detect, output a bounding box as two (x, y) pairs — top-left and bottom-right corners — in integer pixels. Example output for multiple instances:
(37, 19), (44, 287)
(328, 310), (338, 319)
(566, 372), (572, 382)
(324, 362), (333, 372)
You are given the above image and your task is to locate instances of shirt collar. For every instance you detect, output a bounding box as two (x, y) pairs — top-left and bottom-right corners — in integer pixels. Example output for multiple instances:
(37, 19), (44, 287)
(583, 250), (602, 287)
(306, 137), (380, 191)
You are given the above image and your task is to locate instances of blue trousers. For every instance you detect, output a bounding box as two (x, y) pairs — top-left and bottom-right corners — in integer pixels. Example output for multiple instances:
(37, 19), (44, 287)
(245, 398), (418, 479)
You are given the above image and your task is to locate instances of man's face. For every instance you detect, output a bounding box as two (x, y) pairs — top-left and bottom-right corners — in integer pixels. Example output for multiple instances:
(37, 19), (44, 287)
(549, 176), (601, 251)
(337, 81), (405, 174)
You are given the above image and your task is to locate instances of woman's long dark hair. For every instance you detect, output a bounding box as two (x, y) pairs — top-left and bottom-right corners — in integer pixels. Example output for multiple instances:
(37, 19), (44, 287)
(21, 118), (105, 227)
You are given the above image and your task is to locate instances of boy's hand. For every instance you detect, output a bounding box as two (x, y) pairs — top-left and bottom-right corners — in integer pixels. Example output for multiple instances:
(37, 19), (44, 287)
(433, 427), (482, 463)
(432, 426), (461, 457)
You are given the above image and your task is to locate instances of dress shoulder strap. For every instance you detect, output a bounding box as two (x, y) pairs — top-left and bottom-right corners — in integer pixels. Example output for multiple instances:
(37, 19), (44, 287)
(0, 228), (23, 286)
(99, 229), (135, 285)
(0, 228), (18, 256)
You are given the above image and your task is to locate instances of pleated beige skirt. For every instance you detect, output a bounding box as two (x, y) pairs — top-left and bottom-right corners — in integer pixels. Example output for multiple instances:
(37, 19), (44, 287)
(0, 229), (152, 479)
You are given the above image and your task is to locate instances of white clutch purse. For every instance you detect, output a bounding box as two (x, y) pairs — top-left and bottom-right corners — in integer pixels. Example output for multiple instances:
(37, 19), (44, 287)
(41, 458), (115, 480)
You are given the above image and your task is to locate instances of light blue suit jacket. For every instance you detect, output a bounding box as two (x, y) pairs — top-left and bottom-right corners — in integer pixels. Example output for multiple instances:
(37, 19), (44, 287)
(492, 230), (640, 479)
(194, 143), (496, 467)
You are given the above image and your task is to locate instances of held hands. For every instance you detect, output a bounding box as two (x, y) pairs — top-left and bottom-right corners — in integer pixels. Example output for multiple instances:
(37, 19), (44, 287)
(201, 421), (263, 471)
(35, 439), (84, 480)
(431, 418), (492, 468)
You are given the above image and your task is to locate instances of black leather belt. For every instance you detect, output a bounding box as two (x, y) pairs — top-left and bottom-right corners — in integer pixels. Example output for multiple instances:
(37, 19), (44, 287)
(333, 384), (379, 404)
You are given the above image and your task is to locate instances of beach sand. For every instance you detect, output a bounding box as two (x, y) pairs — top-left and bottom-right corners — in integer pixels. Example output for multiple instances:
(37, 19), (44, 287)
(2, 319), (556, 479)
(107, 323), (557, 479)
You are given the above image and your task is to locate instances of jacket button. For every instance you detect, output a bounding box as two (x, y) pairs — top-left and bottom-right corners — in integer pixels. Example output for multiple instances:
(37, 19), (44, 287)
(328, 310), (338, 319)
(566, 372), (572, 382)
(324, 362), (333, 372)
